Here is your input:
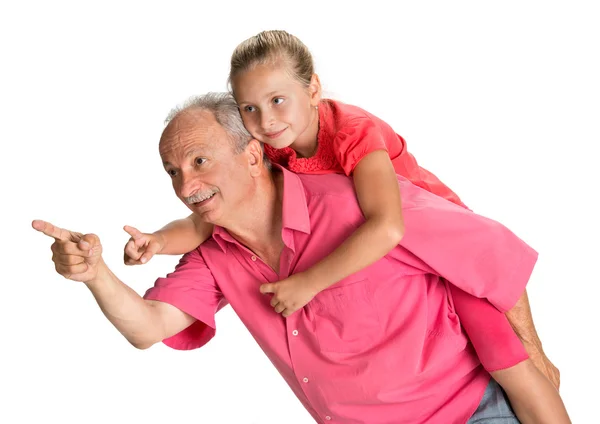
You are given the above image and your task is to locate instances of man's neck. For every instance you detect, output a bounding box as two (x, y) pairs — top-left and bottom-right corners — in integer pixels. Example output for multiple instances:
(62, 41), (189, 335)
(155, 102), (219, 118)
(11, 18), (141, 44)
(222, 171), (285, 271)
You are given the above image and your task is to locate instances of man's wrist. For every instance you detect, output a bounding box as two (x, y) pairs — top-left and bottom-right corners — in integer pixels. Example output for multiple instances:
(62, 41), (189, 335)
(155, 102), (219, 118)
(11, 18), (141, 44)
(522, 338), (545, 358)
(85, 259), (110, 289)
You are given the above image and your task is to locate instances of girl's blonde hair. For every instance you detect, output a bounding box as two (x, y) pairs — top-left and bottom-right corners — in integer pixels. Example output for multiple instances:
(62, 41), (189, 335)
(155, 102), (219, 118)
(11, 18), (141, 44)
(228, 30), (314, 92)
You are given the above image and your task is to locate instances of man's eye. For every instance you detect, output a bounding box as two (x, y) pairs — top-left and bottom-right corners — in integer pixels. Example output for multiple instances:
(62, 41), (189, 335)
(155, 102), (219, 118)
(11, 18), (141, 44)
(167, 169), (177, 177)
(195, 158), (206, 166)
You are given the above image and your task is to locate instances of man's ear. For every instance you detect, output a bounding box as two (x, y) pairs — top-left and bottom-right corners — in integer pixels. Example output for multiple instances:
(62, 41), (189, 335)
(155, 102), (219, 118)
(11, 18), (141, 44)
(246, 139), (265, 176)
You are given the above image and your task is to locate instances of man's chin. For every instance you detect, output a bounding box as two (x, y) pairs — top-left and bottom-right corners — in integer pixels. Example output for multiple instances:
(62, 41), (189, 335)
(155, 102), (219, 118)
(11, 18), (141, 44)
(194, 208), (223, 227)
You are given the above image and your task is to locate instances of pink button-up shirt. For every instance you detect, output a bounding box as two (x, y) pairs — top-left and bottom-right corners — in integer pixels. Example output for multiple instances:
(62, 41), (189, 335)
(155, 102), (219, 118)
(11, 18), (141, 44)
(144, 166), (538, 424)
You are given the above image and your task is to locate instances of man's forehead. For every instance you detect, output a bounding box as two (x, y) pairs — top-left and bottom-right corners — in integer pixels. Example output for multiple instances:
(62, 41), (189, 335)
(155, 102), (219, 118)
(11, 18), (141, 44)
(162, 108), (219, 139)
(159, 109), (225, 156)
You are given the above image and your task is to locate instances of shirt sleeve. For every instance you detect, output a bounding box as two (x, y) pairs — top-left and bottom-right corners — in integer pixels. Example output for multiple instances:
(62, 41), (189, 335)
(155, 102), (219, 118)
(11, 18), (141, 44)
(332, 117), (389, 176)
(143, 249), (228, 350)
(390, 178), (538, 312)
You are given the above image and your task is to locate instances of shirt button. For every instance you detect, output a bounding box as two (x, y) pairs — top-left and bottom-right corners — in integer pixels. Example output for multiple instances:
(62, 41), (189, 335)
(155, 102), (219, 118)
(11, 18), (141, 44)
(325, 416), (332, 421)
(251, 255), (257, 261)
(302, 377), (309, 383)
(292, 330), (298, 336)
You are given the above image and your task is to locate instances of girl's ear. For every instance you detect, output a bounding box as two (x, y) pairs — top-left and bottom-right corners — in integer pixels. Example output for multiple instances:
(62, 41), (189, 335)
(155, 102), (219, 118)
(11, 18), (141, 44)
(308, 73), (322, 106)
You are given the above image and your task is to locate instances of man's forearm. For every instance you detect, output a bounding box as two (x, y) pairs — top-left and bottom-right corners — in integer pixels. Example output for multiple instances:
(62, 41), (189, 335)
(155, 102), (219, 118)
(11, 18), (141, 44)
(505, 289), (562, 389)
(85, 262), (163, 349)
(505, 290), (543, 349)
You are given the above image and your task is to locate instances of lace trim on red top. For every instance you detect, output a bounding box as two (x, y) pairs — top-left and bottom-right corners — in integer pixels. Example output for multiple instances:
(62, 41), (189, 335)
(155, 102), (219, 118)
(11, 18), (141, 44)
(263, 101), (341, 174)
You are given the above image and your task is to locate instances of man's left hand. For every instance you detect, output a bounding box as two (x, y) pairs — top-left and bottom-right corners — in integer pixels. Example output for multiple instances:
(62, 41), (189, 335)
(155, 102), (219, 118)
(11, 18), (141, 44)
(260, 273), (319, 317)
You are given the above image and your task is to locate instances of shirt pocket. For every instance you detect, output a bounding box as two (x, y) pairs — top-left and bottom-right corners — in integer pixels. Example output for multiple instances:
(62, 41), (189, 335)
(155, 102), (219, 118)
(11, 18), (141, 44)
(308, 276), (381, 354)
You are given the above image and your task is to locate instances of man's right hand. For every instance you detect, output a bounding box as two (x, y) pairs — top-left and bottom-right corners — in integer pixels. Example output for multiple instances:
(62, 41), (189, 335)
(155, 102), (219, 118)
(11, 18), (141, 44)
(32, 220), (103, 283)
(123, 225), (164, 265)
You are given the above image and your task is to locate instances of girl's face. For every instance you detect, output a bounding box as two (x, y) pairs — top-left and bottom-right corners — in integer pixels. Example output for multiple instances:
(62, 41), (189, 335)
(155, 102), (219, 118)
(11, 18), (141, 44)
(233, 63), (321, 151)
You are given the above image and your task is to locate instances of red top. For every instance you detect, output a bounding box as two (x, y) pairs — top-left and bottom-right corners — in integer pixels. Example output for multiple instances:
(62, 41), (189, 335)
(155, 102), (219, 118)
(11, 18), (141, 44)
(264, 99), (468, 208)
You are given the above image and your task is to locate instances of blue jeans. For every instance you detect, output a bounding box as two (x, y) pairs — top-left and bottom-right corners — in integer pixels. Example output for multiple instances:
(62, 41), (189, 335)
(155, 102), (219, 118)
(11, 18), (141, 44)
(467, 378), (520, 423)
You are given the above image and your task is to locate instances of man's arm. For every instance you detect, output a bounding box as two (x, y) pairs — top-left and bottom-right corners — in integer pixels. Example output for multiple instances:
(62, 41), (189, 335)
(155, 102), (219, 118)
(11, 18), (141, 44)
(32, 220), (195, 349)
(87, 262), (196, 349)
(506, 290), (561, 389)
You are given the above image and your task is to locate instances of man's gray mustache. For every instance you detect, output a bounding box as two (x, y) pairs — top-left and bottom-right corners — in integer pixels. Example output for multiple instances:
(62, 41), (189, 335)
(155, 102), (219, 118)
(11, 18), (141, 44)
(185, 190), (218, 204)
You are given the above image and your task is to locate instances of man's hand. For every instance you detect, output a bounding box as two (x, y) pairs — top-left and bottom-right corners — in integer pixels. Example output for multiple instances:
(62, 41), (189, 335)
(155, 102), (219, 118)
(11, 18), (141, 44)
(32, 219), (103, 283)
(525, 342), (561, 390)
(260, 273), (319, 318)
(123, 225), (164, 265)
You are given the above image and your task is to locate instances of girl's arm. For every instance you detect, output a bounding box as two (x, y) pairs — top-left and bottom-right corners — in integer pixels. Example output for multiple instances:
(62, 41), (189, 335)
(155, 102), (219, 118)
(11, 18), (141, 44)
(492, 359), (571, 423)
(260, 150), (405, 315)
(123, 214), (213, 265)
(304, 149), (405, 288)
(154, 213), (213, 255)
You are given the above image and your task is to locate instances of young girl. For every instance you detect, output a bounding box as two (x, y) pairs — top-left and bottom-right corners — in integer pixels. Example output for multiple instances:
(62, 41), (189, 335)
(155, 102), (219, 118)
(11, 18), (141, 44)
(124, 30), (569, 422)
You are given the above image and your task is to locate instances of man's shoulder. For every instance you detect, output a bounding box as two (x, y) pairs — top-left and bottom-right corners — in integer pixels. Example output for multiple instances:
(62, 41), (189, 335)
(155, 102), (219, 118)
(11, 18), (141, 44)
(175, 247), (211, 267)
(296, 172), (357, 200)
(294, 173), (365, 227)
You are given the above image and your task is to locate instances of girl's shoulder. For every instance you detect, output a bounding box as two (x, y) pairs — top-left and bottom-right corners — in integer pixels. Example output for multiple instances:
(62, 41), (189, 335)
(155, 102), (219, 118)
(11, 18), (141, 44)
(321, 98), (373, 124)
(320, 98), (392, 134)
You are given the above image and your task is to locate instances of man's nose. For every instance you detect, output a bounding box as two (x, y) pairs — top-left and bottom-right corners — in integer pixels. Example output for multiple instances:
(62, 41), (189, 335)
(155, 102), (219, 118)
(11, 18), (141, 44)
(179, 171), (201, 199)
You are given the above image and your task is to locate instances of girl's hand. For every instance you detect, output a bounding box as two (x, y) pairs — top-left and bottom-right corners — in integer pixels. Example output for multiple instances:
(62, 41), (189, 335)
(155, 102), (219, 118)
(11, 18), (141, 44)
(123, 225), (165, 265)
(260, 273), (320, 317)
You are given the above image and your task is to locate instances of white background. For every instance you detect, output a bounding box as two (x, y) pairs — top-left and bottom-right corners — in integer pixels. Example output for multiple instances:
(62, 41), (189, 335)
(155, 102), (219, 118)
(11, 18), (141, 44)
(2, 1), (599, 422)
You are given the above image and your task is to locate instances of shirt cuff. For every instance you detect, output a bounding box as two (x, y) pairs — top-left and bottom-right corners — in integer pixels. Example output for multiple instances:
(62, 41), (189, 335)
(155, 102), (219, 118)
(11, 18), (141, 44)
(144, 287), (216, 350)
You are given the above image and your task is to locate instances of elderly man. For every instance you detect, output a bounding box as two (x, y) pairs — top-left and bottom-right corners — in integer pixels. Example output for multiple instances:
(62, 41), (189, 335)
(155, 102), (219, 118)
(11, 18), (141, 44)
(33, 93), (564, 423)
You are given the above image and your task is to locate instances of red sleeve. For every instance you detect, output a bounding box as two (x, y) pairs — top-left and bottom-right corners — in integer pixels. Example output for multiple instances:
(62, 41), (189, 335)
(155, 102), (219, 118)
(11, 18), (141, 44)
(332, 117), (389, 176)
(449, 285), (529, 371)
(143, 250), (228, 351)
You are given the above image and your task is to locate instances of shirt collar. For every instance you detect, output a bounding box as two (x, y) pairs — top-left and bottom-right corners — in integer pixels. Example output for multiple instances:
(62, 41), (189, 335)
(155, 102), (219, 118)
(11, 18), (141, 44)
(278, 164), (311, 235)
(210, 164), (311, 252)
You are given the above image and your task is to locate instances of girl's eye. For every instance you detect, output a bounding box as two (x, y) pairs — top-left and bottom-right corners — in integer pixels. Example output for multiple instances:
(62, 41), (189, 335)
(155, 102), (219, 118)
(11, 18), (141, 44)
(273, 97), (284, 105)
(195, 157), (206, 166)
(244, 105), (256, 112)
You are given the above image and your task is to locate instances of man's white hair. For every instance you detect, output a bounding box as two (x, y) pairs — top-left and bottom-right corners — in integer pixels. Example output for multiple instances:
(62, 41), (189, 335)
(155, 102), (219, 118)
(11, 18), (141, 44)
(165, 92), (252, 153)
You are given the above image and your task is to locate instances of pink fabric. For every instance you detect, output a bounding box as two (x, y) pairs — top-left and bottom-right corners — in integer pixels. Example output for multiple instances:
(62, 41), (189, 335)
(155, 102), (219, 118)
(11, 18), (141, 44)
(144, 167), (537, 423)
(265, 98), (528, 371)
(449, 285), (529, 372)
